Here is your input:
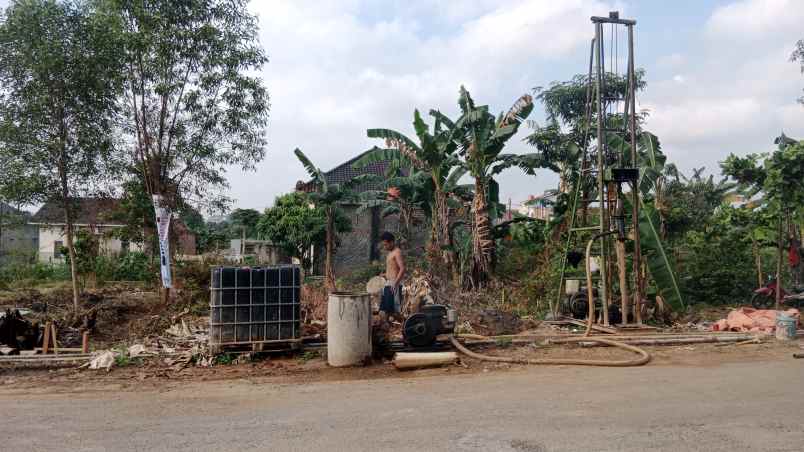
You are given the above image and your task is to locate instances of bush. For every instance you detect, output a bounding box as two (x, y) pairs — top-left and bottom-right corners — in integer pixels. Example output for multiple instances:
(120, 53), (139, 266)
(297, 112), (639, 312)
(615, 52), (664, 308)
(676, 226), (780, 306)
(0, 261), (71, 286)
(113, 252), (154, 282)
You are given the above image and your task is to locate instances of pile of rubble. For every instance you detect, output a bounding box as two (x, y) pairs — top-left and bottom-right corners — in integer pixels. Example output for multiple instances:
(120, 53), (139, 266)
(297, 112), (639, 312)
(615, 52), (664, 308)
(86, 318), (213, 372)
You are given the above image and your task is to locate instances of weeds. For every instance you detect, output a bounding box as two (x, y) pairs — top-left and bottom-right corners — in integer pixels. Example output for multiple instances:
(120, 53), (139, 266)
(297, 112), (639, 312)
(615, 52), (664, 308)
(298, 350), (320, 363)
(214, 353), (235, 365)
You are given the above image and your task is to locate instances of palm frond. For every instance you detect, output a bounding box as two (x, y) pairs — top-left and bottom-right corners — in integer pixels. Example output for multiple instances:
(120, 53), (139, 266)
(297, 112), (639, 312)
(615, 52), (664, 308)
(381, 205), (400, 218)
(458, 85), (475, 114)
(353, 147), (404, 168)
(294, 148), (328, 192)
(445, 166), (468, 189)
(429, 109), (456, 130)
(343, 173), (382, 191)
(499, 94), (534, 127)
(367, 128), (426, 170)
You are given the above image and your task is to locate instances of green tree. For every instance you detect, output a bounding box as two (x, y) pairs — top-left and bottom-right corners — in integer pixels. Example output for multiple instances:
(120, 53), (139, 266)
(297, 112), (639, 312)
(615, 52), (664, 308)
(104, 0), (270, 289)
(229, 209), (261, 240)
(359, 108), (466, 269)
(256, 192), (349, 270)
(722, 135), (804, 307)
(355, 144), (472, 256)
(0, 0), (123, 311)
(453, 87), (536, 285)
(528, 71), (647, 191)
(294, 149), (363, 291)
(660, 167), (736, 243)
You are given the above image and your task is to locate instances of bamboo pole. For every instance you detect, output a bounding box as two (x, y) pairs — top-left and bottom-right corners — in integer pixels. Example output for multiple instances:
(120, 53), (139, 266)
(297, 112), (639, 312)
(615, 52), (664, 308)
(615, 240), (630, 323)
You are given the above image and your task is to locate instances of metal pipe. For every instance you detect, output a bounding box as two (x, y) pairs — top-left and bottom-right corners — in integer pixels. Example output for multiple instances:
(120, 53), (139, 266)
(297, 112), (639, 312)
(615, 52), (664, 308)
(552, 38), (597, 318)
(627, 24), (643, 325)
(594, 22), (610, 320)
(585, 230), (616, 336)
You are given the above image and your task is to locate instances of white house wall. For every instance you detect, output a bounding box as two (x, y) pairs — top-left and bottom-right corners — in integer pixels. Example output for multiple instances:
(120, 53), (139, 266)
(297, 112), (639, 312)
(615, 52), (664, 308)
(37, 225), (143, 263)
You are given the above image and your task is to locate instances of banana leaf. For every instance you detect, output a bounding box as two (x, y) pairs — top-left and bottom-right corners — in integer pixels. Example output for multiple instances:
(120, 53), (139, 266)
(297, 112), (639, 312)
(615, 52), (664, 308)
(638, 200), (685, 311)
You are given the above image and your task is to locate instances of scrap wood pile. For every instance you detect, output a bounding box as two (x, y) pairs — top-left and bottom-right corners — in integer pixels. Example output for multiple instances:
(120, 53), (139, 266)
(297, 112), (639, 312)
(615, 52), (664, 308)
(85, 318), (213, 372)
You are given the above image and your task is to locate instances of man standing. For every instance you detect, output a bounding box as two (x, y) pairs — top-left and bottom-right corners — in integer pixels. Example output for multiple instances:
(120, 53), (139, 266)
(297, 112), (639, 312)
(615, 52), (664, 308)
(379, 231), (405, 324)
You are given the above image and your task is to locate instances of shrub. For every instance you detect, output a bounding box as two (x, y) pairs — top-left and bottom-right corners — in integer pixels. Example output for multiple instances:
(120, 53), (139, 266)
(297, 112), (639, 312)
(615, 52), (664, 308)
(113, 252), (154, 282)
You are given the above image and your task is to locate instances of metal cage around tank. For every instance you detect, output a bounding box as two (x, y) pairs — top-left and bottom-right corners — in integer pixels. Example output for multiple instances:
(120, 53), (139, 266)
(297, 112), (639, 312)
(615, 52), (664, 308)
(209, 265), (301, 347)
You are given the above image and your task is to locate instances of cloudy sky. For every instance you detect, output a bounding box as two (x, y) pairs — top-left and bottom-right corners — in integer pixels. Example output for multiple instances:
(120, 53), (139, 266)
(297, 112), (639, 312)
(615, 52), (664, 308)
(235, 0), (804, 211)
(3, 0), (804, 212)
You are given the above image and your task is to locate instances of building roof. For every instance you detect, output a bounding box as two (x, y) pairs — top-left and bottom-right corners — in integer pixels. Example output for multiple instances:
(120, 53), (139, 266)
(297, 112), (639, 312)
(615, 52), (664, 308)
(0, 202), (22, 216)
(30, 198), (125, 226)
(295, 149), (393, 194)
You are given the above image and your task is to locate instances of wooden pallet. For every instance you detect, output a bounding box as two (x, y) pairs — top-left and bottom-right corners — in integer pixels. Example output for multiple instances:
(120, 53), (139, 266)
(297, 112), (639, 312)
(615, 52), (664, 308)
(209, 340), (302, 355)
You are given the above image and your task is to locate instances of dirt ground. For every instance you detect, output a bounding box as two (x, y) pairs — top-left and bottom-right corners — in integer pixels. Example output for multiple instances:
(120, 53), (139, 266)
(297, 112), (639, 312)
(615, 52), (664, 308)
(2, 338), (800, 396)
(2, 281), (800, 397)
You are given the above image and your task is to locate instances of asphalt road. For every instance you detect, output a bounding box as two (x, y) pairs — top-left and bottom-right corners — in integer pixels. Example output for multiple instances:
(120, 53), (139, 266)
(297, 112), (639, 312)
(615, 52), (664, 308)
(2, 359), (803, 452)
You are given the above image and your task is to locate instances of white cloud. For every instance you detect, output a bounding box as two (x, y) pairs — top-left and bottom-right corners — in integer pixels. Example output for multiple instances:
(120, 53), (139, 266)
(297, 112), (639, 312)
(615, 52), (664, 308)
(706, 0), (804, 40)
(228, 0), (618, 210)
(641, 0), (804, 175)
(225, 0), (804, 209)
(645, 97), (761, 144)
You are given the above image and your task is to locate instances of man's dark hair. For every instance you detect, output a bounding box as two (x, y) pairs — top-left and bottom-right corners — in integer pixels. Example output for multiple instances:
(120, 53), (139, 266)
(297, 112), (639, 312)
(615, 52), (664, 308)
(380, 231), (395, 243)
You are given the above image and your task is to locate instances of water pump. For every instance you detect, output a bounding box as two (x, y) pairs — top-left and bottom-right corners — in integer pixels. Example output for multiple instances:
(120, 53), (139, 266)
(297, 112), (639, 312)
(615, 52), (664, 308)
(402, 304), (457, 347)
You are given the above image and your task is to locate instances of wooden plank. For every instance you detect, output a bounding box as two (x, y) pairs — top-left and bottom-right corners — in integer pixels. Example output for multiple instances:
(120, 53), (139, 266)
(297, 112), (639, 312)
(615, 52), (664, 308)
(82, 331), (89, 353)
(51, 323), (58, 355)
(42, 321), (52, 354)
(34, 347), (85, 353)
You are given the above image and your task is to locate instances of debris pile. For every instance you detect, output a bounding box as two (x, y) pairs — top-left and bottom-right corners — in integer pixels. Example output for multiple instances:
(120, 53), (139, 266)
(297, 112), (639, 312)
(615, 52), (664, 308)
(712, 308), (800, 334)
(0, 309), (40, 353)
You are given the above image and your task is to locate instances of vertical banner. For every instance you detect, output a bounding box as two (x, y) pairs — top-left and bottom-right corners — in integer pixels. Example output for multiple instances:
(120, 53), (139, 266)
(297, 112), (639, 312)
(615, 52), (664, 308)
(152, 195), (173, 289)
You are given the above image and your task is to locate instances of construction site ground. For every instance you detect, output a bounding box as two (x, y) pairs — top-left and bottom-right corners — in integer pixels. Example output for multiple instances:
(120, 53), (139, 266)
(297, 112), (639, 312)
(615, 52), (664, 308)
(1, 338), (800, 393)
(1, 344), (802, 452)
(2, 284), (803, 450)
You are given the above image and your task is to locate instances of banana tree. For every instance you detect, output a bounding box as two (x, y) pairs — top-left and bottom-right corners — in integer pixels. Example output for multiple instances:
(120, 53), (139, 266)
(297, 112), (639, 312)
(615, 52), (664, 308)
(358, 109), (465, 269)
(357, 163), (429, 247)
(453, 87), (536, 285)
(294, 148), (365, 291)
(615, 131), (686, 310)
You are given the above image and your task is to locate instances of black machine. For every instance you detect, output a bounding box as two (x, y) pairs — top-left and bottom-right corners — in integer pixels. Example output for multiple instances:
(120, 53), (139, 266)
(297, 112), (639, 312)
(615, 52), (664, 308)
(402, 304), (457, 347)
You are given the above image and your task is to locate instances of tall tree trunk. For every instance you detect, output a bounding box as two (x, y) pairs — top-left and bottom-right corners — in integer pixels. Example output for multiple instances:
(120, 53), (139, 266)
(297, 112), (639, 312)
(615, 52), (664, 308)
(752, 236), (762, 287)
(471, 178), (493, 285)
(57, 156), (80, 312)
(776, 215), (783, 310)
(435, 188), (452, 270)
(325, 208), (335, 292)
(400, 204), (412, 249)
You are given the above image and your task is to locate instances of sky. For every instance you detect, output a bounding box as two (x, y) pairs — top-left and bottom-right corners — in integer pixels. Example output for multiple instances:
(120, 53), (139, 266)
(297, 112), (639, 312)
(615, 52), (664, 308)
(3, 0), (804, 213)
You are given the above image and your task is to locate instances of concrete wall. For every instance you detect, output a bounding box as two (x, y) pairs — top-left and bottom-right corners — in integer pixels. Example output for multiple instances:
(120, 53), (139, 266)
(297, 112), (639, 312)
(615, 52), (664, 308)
(328, 206), (428, 276)
(0, 223), (38, 264)
(37, 225), (143, 263)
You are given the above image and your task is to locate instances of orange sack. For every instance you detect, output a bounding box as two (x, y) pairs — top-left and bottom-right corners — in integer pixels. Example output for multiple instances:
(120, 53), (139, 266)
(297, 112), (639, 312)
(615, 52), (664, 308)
(712, 307), (799, 334)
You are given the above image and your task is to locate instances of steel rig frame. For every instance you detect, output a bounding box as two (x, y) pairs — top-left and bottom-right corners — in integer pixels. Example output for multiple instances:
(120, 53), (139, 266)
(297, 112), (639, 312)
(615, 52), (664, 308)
(554, 11), (645, 326)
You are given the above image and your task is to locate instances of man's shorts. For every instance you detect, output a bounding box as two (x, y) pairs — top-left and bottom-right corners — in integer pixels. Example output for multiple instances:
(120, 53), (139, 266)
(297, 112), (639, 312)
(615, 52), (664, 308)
(380, 284), (403, 314)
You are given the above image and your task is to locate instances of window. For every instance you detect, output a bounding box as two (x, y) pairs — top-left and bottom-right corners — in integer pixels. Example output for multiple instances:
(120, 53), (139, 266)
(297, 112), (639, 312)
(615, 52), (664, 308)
(54, 240), (63, 258)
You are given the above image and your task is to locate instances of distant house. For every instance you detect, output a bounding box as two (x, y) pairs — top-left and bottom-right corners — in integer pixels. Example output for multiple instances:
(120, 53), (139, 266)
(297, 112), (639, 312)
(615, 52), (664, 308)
(0, 202), (38, 264)
(228, 239), (289, 265)
(30, 198), (197, 263)
(295, 150), (427, 275)
(516, 194), (554, 221)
